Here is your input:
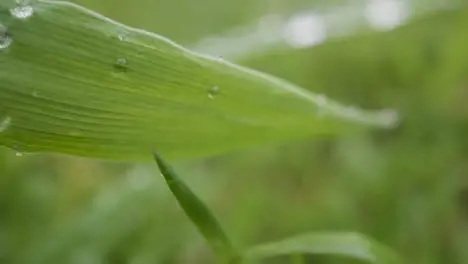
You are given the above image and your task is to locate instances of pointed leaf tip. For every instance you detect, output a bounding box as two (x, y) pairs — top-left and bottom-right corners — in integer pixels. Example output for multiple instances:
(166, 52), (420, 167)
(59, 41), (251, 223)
(151, 149), (175, 182)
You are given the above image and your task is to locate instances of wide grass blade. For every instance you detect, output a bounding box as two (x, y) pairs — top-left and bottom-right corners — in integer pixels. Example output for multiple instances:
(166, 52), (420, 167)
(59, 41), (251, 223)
(0, 1), (397, 160)
(153, 150), (239, 262)
(243, 232), (402, 264)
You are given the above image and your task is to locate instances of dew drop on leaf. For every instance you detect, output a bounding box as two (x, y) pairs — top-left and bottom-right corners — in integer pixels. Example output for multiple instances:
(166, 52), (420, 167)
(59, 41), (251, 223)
(115, 30), (129, 41)
(0, 26), (12, 50)
(10, 0), (34, 20)
(114, 58), (128, 72)
(0, 116), (11, 133)
(208, 86), (220, 99)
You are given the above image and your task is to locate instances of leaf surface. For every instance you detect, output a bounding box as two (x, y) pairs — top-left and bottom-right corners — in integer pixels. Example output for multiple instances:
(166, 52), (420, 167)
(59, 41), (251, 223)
(0, 1), (397, 160)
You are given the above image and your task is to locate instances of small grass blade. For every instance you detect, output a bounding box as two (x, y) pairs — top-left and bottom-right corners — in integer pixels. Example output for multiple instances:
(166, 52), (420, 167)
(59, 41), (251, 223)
(152, 150), (239, 263)
(243, 232), (403, 264)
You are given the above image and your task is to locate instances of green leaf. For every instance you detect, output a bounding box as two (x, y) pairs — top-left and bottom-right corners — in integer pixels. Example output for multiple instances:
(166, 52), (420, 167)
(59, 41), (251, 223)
(0, 1), (398, 160)
(243, 232), (403, 264)
(152, 150), (239, 263)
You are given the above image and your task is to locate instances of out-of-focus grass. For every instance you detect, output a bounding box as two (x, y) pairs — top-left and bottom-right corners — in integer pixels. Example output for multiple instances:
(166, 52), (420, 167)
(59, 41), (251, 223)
(1, 0), (468, 263)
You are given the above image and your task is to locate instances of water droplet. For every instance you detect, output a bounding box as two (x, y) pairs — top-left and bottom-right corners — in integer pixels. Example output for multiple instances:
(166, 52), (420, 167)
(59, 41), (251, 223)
(32, 90), (38, 97)
(15, 151), (23, 157)
(10, 4), (34, 20)
(208, 86), (219, 99)
(113, 58), (128, 72)
(0, 116), (11, 132)
(0, 26), (13, 50)
(115, 30), (129, 42)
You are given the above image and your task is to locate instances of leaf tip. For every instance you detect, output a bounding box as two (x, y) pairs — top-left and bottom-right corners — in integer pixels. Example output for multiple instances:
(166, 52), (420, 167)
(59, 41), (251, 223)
(151, 147), (176, 183)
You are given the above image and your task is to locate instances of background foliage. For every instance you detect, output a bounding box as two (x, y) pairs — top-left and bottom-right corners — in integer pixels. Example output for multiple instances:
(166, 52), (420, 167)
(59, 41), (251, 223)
(1, 0), (468, 263)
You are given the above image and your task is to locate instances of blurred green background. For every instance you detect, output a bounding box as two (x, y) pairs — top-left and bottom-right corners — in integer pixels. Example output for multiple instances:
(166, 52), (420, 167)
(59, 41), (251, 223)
(1, 0), (468, 263)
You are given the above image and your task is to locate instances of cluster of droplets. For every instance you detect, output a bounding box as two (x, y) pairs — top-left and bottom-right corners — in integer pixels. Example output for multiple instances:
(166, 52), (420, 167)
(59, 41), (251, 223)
(112, 32), (130, 73)
(1, 1), (33, 157)
(0, 0), (35, 51)
(113, 31), (222, 100)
